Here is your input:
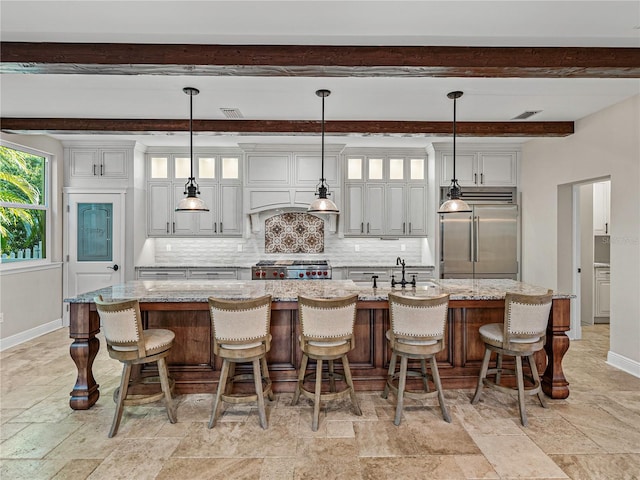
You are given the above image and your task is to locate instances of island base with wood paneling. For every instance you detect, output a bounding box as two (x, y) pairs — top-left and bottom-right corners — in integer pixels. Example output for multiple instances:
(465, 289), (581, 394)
(66, 279), (571, 409)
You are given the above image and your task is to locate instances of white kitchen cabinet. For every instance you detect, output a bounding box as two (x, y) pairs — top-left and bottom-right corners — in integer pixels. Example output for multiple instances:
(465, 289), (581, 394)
(65, 144), (132, 186)
(594, 266), (610, 321)
(439, 148), (518, 187)
(344, 184), (385, 236)
(344, 152), (427, 237)
(593, 180), (611, 235)
(146, 152), (242, 237)
(345, 184), (426, 237)
(243, 145), (342, 212)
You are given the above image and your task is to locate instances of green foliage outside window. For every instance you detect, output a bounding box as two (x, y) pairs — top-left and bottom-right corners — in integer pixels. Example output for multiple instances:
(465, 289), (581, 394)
(0, 145), (47, 261)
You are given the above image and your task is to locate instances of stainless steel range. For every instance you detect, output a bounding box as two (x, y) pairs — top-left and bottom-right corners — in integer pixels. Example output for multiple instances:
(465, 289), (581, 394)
(251, 260), (332, 280)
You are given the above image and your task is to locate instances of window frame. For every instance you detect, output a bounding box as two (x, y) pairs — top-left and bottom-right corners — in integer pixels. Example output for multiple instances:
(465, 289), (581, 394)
(0, 140), (52, 271)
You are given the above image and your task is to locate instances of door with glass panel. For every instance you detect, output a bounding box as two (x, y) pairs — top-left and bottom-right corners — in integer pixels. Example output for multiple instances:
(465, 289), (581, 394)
(65, 192), (124, 318)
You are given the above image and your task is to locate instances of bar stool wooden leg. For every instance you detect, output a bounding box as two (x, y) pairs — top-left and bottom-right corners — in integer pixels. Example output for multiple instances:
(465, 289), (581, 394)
(292, 354), (308, 406)
(157, 357), (176, 424)
(430, 356), (451, 423)
(421, 358), (431, 392)
(253, 358), (268, 429)
(394, 355), (409, 426)
(342, 355), (361, 416)
(209, 359), (230, 429)
(382, 352), (397, 399)
(515, 356), (528, 426)
(528, 354), (548, 408)
(328, 360), (336, 392)
(312, 358), (323, 431)
(110, 362), (132, 438)
(472, 348), (492, 404)
(261, 356), (275, 401)
(495, 353), (503, 384)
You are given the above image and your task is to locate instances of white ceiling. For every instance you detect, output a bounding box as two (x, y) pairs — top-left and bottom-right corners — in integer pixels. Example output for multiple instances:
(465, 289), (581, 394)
(1, 0), (639, 148)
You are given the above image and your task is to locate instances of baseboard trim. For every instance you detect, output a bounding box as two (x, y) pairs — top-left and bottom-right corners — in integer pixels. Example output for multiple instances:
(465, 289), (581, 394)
(607, 351), (640, 378)
(0, 319), (64, 352)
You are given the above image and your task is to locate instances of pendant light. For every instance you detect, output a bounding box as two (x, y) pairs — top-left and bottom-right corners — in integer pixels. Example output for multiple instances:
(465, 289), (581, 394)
(175, 87), (209, 212)
(308, 89), (339, 213)
(438, 91), (472, 214)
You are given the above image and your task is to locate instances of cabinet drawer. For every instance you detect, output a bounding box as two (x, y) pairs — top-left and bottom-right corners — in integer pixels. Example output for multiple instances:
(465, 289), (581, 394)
(346, 268), (391, 282)
(137, 269), (187, 279)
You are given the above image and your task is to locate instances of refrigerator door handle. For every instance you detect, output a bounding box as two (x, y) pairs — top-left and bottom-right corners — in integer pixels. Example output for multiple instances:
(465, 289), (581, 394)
(469, 215), (474, 262)
(475, 216), (480, 262)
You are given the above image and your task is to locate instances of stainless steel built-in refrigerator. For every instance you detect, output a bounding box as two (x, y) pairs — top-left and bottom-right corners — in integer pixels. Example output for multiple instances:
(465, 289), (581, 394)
(440, 204), (519, 279)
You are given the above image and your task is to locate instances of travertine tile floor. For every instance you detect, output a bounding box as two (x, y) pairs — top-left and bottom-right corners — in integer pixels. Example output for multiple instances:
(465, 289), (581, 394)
(1, 325), (639, 479)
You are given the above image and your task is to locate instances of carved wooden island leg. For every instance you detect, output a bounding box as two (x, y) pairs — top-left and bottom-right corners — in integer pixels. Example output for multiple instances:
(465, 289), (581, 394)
(69, 303), (101, 409)
(542, 298), (571, 399)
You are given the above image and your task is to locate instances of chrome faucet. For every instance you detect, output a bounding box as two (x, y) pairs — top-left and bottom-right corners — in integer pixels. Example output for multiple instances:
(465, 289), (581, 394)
(391, 257), (415, 288)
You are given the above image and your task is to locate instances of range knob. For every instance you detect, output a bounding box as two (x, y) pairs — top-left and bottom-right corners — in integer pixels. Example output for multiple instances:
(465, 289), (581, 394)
(299, 273), (304, 278)
(261, 271), (266, 277)
(279, 272), (285, 278)
(323, 271), (328, 276)
(306, 271), (311, 276)
(272, 271), (278, 277)
(311, 271), (317, 276)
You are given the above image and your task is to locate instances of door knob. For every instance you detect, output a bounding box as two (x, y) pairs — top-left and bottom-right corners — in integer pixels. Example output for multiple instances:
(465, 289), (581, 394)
(107, 264), (119, 271)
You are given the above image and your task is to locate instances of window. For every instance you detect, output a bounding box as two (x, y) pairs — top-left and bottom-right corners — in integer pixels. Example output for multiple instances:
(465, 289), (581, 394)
(0, 143), (49, 264)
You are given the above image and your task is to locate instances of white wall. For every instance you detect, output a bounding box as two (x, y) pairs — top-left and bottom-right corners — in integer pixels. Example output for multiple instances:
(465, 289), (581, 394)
(521, 95), (640, 374)
(0, 133), (65, 348)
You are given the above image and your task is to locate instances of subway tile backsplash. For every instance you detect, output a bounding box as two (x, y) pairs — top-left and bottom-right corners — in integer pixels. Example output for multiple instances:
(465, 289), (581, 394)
(152, 233), (427, 266)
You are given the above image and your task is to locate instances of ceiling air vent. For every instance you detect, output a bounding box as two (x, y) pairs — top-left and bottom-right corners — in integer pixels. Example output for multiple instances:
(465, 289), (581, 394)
(220, 108), (244, 119)
(512, 110), (541, 120)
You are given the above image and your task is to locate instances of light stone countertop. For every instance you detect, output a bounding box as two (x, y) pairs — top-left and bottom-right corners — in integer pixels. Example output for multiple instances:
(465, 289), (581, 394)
(65, 278), (569, 303)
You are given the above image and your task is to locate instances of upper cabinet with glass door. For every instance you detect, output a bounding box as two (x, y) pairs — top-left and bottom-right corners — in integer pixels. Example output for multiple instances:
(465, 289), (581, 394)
(146, 150), (243, 237)
(343, 150), (427, 237)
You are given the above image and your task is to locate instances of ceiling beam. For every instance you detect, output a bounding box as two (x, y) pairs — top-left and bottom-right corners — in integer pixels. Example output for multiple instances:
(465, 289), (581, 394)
(1, 42), (638, 78)
(0, 118), (574, 137)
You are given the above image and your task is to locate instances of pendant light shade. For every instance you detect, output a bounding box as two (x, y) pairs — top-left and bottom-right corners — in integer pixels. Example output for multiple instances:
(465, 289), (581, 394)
(176, 87), (209, 212)
(308, 89), (339, 214)
(438, 91), (472, 214)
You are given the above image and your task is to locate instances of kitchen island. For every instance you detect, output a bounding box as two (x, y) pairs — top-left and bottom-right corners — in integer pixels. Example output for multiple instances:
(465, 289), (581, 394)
(65, 279), (571, 410)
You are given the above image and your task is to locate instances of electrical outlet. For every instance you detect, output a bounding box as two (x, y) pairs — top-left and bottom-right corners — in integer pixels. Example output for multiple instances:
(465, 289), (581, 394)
(237, 244), (243, 252)
(166, 244), (172, 252)
(354, 245), (360, 252)
(400, 244), (406, 251)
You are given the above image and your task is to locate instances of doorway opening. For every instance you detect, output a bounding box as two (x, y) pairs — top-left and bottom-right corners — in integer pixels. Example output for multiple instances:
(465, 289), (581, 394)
(558, 176), (610, 342)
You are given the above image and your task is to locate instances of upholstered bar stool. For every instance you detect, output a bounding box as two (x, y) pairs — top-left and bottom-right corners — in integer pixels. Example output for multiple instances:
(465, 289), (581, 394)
(208, 295), (274, 429)
(293, 294), (362, 431)
(94, 296), (177, 438)
(471, 290), (553, 426)
(382, 293), (451, 426)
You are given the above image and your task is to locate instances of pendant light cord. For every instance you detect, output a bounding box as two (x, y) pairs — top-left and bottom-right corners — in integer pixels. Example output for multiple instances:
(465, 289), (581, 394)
(452, 94), (457, 182)
(320, 93), (325, 184)
(189, 89), (194, 183)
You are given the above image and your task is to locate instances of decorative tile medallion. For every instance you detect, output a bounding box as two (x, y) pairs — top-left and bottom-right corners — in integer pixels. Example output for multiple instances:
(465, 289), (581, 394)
(265, 213), (324, 253)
